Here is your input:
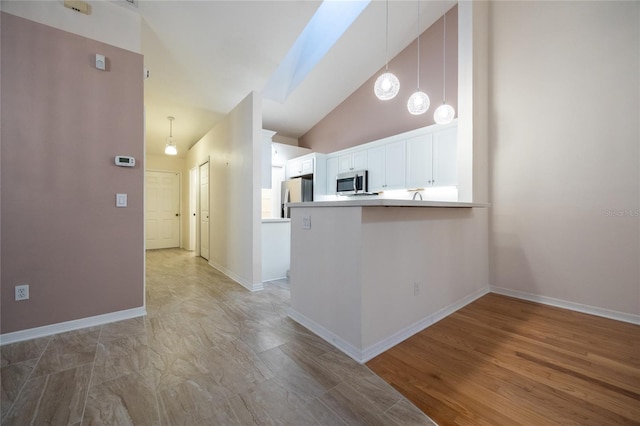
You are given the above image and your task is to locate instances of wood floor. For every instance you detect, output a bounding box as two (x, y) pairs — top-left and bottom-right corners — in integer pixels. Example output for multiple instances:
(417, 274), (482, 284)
(367, 293), (640, 426)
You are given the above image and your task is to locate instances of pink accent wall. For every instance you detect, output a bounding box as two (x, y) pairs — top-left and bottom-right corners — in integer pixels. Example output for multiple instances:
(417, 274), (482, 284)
(1, 13), (144, 333)
(300, 6), (458, 153)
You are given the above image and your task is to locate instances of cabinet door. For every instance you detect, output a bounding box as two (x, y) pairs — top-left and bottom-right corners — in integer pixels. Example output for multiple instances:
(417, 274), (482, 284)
(300, 158), (314, 176)
(338, 150), (368, 173)
(326, 157), (339, 195)
(287, 159), (302, 178)
(367, 146), (385, 192)
(384, 140), (406, 190)
(353, 150), (368, 171)
(433, 127), (457, 187)
(406, 134), (433, 188)
(338, 154), (353, 173)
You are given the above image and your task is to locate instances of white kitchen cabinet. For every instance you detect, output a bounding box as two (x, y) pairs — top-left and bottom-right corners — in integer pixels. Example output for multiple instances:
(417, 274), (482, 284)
(367, 140), (406, 193)
(287, 155), (314, 178)
(406, 126), (457, 188)
(326, 156), (339, 195)
(406, 134), (433, 188)
(262, 130), (276, 189)
(433, 126), (458, 187)
(338, 150), (368, 173)
(285, 153), (327, 199)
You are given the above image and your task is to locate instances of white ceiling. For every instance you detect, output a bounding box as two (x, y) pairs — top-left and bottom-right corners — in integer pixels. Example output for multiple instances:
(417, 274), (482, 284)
(138, 0), (455, 157)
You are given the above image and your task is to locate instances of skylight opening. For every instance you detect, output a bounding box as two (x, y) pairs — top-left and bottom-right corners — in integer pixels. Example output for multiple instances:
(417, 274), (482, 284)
(262, 0), (371, 103)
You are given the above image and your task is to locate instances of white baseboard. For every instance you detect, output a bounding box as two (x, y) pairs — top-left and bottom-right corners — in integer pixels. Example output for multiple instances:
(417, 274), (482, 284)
(289, 286), (490, 364)
(208, 260), (264, 292)
(262, 275), (287, 283)
(361, 286), (490, 363)
(0, 306), (147, 346)
(288, 308), (364, 362)
(490, 286), (640, 325)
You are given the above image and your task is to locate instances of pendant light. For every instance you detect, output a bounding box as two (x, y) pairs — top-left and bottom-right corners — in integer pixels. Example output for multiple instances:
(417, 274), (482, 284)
(407, 0), (430, 115)
(434, 12), (455, 124)
(374, 0), (400, 100)
(164, 116), (177, 156)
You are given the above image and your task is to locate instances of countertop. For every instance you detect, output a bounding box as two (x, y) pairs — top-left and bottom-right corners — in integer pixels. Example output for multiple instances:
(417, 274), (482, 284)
(288, 199), (490, 208)
(261, 218), (291, 223)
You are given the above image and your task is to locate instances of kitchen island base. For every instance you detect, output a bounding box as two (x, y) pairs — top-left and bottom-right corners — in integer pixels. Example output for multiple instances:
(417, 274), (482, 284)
(288, 203), (489, 363)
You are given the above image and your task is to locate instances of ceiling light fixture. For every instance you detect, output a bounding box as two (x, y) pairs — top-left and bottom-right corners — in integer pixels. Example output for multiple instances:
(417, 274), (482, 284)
(434, 12), (455, 124)
(374, 0), (400, 100)
(164, 116), (177, 156)
(407, 0), (430, 115)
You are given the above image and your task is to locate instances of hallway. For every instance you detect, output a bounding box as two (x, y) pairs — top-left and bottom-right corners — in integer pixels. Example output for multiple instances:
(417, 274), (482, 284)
(1, 249), (433, 425)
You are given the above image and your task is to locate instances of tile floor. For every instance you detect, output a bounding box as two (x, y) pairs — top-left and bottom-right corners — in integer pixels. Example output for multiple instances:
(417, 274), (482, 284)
(1, 248), (435, 425)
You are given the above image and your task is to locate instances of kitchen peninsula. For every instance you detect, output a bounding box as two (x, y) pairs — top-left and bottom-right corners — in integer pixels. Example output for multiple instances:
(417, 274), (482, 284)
(287, 199), (489, 363)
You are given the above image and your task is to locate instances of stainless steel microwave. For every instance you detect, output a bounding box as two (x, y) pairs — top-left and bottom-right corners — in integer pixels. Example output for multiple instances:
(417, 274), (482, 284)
(336, 170), (369, 195)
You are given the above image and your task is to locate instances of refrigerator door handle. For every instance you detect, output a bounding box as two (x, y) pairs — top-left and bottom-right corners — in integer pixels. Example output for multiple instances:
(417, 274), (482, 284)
(283, 188), (290, 218)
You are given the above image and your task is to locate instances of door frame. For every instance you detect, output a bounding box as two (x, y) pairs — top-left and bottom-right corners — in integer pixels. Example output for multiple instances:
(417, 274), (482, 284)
(145, 169), (182, 249)
(189, 166), (198, 252)
(198, 158), (210, 260)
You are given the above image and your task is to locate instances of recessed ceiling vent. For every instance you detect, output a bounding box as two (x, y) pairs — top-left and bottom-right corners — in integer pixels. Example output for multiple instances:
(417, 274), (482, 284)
(64, 0), (91, 15)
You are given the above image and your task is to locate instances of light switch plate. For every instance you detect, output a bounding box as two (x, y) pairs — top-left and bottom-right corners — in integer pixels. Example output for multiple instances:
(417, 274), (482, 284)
(116, 193), (127, 207)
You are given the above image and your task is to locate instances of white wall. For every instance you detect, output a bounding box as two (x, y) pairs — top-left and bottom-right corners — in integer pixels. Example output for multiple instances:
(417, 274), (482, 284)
(187, 92), (263, 291)
(489, 1), (640, 317)
(2, 0), (141, 53)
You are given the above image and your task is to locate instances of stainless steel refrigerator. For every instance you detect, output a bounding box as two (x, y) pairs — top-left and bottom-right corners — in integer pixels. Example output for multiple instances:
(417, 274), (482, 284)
(281, 177), (313, 218)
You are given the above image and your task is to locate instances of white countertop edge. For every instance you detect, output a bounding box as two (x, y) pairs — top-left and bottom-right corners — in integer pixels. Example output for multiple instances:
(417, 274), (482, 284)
(261, 218), (291, 223)
(288, 200), (490, 208)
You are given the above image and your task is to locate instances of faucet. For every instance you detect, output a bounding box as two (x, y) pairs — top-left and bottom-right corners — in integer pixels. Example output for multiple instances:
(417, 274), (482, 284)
(412, 191), (423, 201)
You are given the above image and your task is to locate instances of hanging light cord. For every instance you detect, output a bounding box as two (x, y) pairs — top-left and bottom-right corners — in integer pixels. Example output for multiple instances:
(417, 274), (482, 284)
(442, 12), (446, 102)
(385, 0), (390, 71)
(169, 118), (173, 138)
(416, 0), (421, 90)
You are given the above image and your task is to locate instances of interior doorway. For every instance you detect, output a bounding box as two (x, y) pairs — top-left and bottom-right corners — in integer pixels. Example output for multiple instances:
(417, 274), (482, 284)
(199, 161), (210, 260)
(145, 171), (180, 250)
(189, 166), (197, 252)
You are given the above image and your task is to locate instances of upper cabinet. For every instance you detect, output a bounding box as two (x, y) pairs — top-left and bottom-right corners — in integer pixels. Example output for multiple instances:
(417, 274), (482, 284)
(432, 126), (458, 187)
(297, 121), (457, 199)
(368, 140), (406, 193)
(338, 150), (368, 173)
(285, 152), (327, 199)
(406, 124), (458, 189)
(262, 130), (276, 189)
(287, 155), (314, 178)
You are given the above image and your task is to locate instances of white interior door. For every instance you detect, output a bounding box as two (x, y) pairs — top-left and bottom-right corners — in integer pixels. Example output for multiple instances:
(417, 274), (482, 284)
(146, 171), (180, 250)
(199, 162), (210, 260)
(189, 166), (197, 251)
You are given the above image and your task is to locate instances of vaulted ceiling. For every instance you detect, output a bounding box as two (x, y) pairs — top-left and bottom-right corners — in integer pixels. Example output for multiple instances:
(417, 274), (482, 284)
(138, 1), (455, 157)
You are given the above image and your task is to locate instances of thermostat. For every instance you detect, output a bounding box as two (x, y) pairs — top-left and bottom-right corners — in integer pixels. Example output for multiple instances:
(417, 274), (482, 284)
(115, 156), (135, 167)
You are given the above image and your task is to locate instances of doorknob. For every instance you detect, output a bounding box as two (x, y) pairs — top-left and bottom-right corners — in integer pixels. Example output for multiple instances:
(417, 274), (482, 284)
(175, 213), (179, 216)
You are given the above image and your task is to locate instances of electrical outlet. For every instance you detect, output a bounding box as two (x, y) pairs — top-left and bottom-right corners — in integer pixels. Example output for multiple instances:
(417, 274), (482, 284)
(413, 282), (420, 296)
(302, 215), (312, 230)
(15, 285), (29, 301)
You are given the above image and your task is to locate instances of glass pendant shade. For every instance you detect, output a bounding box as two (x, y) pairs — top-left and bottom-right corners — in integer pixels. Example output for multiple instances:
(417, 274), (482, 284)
(164, 137), (177, 155)
(374, 72), (400, 100)
(407, 91), (430, 115)
(164, 116), (177, 155)
(434, 103), (455, 124)
(434, 13), (455, 125)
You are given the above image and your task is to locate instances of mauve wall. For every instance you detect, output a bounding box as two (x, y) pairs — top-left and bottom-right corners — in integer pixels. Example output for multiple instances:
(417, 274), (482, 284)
(300, 6), (457, 153)
(1, 13), (144, 333)
(488, 1), (639, 316)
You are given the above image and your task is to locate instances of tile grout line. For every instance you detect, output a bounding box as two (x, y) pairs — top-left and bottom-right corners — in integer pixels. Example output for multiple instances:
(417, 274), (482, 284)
(1, 336), (53, 423)
(78, 325), (102, 425)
